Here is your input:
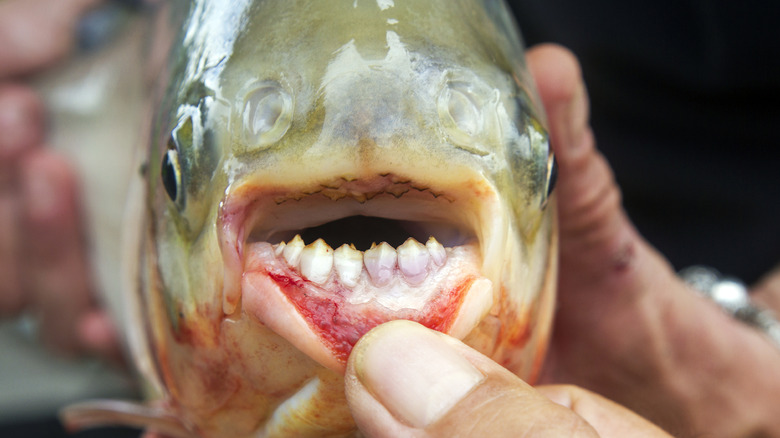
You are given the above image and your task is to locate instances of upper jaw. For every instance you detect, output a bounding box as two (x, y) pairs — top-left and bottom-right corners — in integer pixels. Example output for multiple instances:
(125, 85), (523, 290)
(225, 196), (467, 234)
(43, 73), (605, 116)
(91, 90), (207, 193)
(217, 173), (503, 370)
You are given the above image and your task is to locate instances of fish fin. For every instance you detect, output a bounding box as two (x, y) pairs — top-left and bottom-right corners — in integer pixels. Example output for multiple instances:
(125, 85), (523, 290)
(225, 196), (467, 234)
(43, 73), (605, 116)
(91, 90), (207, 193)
(60, 399), (196, 438)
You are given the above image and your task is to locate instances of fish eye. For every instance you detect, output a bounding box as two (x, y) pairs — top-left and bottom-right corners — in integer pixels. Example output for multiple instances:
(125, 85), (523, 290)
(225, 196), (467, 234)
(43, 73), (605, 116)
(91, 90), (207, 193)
(547, 155), (558, 197)
(161, 137), (181, 202)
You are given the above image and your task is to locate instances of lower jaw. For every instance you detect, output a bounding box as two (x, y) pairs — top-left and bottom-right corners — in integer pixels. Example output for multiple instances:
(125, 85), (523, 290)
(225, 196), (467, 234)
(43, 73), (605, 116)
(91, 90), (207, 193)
(241, 242), (494, 372)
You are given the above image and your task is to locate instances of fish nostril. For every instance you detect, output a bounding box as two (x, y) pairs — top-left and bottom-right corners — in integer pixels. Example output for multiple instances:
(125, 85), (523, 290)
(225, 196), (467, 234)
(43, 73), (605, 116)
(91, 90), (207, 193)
(437, 75), (496, 156)
(241, 82), (293, 148)
(446, 87), (481, 136)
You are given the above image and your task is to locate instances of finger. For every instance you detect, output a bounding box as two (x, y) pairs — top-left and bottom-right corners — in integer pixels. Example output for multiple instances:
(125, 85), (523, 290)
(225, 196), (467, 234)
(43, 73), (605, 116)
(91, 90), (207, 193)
(526, 44), (636, 281)
(0, 83), (45, 162)
(751, 265), (780, 313)
(527, 44), (591, 158)
(0, 84), (46, 314)
(525, 43), (679, 399)
(524, 45), (780, 436)
(537, 385), (671, 438)
(21, 149), (95, 354)
(346, 320), (624, 438)
(0, 0), (103, 78)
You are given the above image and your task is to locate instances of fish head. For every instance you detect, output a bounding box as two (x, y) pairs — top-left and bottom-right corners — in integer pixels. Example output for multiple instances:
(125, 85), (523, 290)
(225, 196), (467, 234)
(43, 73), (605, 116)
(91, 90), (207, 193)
(139, 0), (556, 436)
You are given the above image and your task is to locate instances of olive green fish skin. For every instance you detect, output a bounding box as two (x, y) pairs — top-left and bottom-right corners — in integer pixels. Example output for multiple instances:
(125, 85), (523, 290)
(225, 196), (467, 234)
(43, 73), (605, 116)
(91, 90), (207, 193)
(129, 1), (556, 436)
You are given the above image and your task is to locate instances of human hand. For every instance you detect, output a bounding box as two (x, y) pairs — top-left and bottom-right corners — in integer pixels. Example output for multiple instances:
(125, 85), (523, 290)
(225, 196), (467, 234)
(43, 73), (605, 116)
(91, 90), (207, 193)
(752, 266), (780, 313)
(345, 320), (671, 437)
(0, 0), (120, 360)
(526, 44), (780, 436)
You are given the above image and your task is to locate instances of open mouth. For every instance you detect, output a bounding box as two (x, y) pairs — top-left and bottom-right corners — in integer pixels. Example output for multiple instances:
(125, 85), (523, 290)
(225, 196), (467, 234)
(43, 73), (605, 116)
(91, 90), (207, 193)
(218, 174), (496, 371)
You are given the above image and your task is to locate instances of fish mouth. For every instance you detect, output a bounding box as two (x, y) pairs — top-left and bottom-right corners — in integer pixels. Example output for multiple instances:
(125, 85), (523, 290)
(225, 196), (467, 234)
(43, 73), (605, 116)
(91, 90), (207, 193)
(219, 174), (499, 372)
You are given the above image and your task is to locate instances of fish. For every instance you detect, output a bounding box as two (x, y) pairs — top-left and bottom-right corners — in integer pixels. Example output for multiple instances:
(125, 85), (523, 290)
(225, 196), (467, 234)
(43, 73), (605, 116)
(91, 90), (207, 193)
(61, 0), (558, 436)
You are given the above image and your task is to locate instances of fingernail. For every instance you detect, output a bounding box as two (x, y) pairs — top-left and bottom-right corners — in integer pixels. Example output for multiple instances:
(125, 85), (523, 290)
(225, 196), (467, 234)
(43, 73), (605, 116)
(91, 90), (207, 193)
(352, 320), (485, 428)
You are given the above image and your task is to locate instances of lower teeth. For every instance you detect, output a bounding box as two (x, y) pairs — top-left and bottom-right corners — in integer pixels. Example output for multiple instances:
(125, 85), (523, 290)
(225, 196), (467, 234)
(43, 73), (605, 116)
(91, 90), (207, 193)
(274, 235), (448, 286)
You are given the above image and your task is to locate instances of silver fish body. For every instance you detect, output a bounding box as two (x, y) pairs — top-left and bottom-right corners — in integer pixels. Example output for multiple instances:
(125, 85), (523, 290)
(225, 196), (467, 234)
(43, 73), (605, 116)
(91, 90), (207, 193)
(63, 1), (557, 436)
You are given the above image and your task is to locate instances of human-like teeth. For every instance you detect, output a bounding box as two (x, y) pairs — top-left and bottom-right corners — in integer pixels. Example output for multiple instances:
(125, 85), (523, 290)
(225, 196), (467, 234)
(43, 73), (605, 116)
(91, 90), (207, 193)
(299, 239), (334, 285)
(334, 244), (363, 287)
(275, 234), (450, 287)
(283, 234), (304, 266)
(397, 238), (430, 285)
(363, 242), (397, 287)
(426, 237), (447, 266)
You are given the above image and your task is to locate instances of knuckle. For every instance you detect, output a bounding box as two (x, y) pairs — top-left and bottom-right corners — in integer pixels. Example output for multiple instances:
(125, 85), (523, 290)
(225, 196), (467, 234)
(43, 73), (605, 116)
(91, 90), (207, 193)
(558, 152), (622, 240)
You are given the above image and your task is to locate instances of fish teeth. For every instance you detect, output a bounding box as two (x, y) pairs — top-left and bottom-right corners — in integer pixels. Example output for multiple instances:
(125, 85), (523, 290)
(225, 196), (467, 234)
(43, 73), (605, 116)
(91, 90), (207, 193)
(283, 234), (305, 267)
(272, 235), (449, 287)
(334, 244), (363, 287)
(363, 242), (397, 287)
(275, 241), (286, 257)
(299, 239), (334, 285)
(397, 238), (430, 285)
(426, 237), (447, 266)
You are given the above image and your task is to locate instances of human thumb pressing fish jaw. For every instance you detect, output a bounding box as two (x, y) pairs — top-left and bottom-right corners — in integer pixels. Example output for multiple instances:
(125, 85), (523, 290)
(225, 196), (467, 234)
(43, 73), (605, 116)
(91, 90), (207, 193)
(344, 320), (671, 437)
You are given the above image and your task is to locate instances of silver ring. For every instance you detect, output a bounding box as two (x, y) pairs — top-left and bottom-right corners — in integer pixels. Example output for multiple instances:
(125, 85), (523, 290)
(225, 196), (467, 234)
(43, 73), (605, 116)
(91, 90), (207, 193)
(680, 266), (780, 349)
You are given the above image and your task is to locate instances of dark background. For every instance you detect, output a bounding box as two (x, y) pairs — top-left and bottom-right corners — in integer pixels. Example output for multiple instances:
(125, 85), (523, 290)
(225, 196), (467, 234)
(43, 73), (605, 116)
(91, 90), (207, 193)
(508, 0), (780, 284)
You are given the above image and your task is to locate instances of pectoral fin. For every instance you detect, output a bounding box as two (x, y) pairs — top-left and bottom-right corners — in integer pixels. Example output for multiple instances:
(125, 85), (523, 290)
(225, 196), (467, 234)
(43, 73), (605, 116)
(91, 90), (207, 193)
(60, 399), (195, 438)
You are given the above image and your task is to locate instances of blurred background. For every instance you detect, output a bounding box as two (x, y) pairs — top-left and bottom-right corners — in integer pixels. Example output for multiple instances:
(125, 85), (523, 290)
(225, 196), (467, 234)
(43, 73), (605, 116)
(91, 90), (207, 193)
(1, 1), (147, 436)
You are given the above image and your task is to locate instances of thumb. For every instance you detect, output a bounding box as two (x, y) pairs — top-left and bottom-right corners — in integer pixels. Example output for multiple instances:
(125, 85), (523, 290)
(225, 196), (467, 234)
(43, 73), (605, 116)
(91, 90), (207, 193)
(345, 321), (666, 437)
(527, 44), (635, 280)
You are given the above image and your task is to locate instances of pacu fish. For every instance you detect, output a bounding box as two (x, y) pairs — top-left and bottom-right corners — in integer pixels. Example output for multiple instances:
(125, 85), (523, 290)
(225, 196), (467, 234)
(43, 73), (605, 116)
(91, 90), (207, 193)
(63, 0), (557, 436)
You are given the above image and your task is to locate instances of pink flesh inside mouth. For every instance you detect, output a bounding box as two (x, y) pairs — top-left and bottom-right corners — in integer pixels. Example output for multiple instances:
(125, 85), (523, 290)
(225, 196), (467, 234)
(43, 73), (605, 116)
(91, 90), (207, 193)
(242, 240), (483, 363)
(219, 176), (493, 371)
